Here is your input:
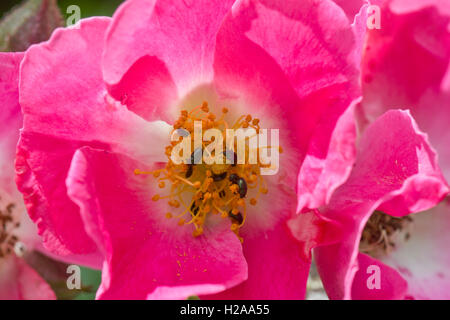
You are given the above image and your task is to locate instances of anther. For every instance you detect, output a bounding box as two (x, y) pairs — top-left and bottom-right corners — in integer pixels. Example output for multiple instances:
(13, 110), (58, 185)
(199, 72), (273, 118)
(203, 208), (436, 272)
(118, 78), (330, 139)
(193, 181), (202, 189)
(193, 227), (203, 237)
(201, 101), (209, 112)
(212, 172), (227, 182)
(228, 210), (244, 225)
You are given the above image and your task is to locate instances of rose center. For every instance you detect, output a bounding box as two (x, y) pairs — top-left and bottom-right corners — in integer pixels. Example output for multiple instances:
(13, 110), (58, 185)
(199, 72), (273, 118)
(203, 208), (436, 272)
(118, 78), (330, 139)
(359, 210), (413, 257)
(136, 102), (281, 241)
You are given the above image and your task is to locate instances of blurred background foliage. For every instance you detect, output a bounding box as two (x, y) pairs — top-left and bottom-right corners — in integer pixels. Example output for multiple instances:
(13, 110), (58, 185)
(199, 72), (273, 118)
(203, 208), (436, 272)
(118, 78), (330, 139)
(75, 267), (102, 300)
(1, 0), (124, 20)
(58, 0), (124, 20)
(0, 0), (123, 299)
(0, 1), (125, 51)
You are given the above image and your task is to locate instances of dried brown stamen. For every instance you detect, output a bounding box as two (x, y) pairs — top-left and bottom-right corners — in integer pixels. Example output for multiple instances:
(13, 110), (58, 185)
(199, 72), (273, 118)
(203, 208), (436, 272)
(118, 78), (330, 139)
(0, 200), (21, 259)
(360, 210), (413, 257)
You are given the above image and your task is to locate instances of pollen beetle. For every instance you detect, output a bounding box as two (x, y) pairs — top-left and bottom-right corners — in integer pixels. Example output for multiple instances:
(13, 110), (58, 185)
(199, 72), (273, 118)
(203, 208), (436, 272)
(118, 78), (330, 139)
(212, 171), (227, 182)
(228, 210), (244, 224)
(228, 174), (247, 198)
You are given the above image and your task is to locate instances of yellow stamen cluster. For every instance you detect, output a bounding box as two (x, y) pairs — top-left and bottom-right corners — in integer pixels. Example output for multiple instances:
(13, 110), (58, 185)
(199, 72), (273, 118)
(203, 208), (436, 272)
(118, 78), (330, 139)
(136, 102), (278, 241)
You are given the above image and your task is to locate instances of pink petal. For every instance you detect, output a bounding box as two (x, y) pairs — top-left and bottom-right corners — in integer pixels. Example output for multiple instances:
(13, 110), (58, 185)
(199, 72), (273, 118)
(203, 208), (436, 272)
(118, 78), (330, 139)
(390, 0), (450, 16)
(17, 17), (171, 256)
(297, 98), (358, 212)
(0, 52), (24, 194)
(442, 62), (450, 92)
(311, 110), (448, 299)
(350, 253), (408, 300)
(213, 0), (362, 211)
(361, 1), (450, 181)
(66, 147), (248, 299)
(204, 219), (310, 299)
(34, 243), (103, 270)
(351, 3), (370, 72)
(102, 0), (235, 121)
(332, 0), (367, 21)
(0, 257), (55, 300)
(19, 17), (169, 164)
(106, 55), (178, 123)
(214, 0), (360, 104)
(288, 209), (345, 261)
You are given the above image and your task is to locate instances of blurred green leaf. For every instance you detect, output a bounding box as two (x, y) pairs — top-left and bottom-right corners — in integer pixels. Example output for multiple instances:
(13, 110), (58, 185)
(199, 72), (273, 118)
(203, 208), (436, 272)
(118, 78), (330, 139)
(58, 0), (124, 20)
(0, 0), (63, 52)
(24, 251), (101, 300)
(75, 266), (102, 300)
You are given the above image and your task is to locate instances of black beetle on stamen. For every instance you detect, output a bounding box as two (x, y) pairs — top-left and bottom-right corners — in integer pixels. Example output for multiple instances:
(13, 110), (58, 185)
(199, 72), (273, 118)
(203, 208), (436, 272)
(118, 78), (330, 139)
(190, 201), (200, 216)
(229, 174), (247, 198)
(229, 174), (239, 183)
(190, 195), (204, 216)
(212, 171), (227, 182)
(228, 210), (244, 225)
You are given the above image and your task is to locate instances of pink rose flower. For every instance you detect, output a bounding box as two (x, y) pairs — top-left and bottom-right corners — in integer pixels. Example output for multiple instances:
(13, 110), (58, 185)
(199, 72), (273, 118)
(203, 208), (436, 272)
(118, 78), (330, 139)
(0, 52), (55, 300)
(291, 0), (450, 299)
(15, 0), (363, 299)
(359, 0), (450, 299)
